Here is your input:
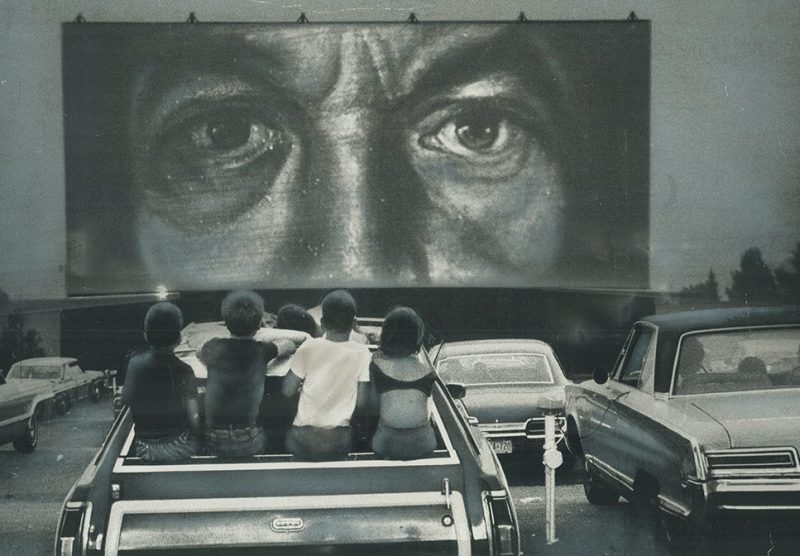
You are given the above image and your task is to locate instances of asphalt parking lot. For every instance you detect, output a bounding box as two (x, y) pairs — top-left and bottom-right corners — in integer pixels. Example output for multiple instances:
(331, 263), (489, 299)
(1, 399), (798, 555)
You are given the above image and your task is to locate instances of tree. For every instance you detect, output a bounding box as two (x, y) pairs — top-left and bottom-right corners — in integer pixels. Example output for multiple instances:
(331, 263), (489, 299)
(726, 247), (779, 303)
(0, 312), (46, 373)
(774, 241), (800, 304)
(678, 269), (720, 302)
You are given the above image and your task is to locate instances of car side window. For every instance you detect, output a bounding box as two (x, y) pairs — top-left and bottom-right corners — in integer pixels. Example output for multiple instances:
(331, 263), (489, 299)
(615, 326), (655, 387)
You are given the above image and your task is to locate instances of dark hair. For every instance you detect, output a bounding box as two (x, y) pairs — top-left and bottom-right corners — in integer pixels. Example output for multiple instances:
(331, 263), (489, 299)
(380, 307), (424, 357)
(221, 290), (264, 337)
(321, 290), (356, 332)
(144, 302), (183, 348)
(276, 304), (319, 337)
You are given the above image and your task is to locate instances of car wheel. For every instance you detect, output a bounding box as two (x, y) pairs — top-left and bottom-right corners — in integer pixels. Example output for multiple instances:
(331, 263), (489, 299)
(582, 458), (619, 505)
(89, 381), (102, 402)
(54, 394), (71, 415)
(13, 413), (38, 453)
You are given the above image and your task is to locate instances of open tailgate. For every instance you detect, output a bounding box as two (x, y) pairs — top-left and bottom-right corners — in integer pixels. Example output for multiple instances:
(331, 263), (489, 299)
(104, 491), (471, 555)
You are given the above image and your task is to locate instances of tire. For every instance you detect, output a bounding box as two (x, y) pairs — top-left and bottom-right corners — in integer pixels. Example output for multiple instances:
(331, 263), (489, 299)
(54, 394), (70, 415)
(13, 413), (38, 453)
(89, 380), (102, 403)
(582, 458), (619, 505)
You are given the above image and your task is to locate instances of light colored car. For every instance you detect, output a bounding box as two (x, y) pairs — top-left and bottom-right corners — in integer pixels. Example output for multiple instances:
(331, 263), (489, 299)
(0, 367), (54, 452)
(430, 339), (571, 462)
(564, 306), (800, 550)
(6, 357), (106, 415)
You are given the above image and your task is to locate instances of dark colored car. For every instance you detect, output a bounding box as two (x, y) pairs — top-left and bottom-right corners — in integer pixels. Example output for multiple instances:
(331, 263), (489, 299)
(565, 306), (800, 551)
(56, 322), (521, 555)
(430, 339), (571, 462)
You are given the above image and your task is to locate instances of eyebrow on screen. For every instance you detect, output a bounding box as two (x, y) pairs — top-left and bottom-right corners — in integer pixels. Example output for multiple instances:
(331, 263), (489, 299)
(395, 28), (565, 107)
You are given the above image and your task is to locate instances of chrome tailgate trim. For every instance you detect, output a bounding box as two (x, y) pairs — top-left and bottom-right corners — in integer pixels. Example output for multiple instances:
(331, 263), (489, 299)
(105, 492), (471, 555)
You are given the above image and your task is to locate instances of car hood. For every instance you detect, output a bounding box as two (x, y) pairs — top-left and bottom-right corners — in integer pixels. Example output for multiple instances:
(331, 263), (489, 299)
(684, 389), (800, 450)
(460, 384), (564, 424)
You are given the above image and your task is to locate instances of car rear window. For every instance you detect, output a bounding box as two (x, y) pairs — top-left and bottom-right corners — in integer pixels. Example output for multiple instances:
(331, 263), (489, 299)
(673, 327), (800, 395)
(437, 353), (553, 385)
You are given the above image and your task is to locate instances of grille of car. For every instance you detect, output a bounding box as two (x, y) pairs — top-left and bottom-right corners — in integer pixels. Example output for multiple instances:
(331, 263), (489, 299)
(705, 448), (799, 476)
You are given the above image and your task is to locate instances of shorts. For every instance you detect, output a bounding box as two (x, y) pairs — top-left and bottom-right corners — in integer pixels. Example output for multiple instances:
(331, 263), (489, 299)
(134, 431), (199, 463)
(286, 425), (352, 460)
(206, 424), (266, 457)
(372, 422), (437, 460)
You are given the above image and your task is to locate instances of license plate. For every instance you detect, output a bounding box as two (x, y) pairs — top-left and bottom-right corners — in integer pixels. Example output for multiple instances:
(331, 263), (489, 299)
(489, 439), (513, 454)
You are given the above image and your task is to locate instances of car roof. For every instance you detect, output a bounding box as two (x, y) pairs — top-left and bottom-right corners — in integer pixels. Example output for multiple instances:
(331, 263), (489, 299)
(11, 357), (77, 366)
(639, 306), (800, 394)
(436, 339), (555, 358)
(640, 306), (800, 335)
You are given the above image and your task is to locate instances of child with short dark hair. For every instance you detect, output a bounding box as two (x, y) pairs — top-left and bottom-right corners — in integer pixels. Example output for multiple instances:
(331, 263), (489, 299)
(122, 302), (201, 462)
(282, 290), (371, 459)
(201, 290), (294, 457)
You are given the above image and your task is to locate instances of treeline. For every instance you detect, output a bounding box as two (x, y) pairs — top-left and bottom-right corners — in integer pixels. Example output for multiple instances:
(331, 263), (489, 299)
(0, 289), (46, 373)
(678, 242), (800, 304)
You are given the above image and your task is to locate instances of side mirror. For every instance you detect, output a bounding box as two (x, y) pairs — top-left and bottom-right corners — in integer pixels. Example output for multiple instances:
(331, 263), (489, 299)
(447, 382), (467, 400)
(593, 367), (609, 385)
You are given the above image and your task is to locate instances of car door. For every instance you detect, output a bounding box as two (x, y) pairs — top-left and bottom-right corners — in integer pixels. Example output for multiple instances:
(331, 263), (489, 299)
(59, 362), (78, 396)
(574, 331), (633, 469)
(70, 361), (91, 395)
(0, 376), (33, 430)
(606, 324), (657, 486)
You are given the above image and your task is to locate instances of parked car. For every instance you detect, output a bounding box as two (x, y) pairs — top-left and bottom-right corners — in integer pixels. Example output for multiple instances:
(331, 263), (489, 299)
(6, 357), (107, 415)
(564, 306), (800, 550)
(57, 321), (521, 555)
(0, 366), (54, 453)
(430, 339), (571, 463)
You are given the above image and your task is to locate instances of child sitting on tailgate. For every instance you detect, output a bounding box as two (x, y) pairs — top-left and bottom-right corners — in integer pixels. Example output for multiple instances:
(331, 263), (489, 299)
(281, 290), (371, 459)
(201, 290), (297, 457)
(123, 302), (201, 462)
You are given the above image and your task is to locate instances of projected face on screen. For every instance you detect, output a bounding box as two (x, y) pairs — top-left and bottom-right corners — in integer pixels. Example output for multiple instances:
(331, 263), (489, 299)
(63, 23), (649, 293)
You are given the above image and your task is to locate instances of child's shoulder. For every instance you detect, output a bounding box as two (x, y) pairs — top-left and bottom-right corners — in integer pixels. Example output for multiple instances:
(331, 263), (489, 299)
(294, 336), (326, 352)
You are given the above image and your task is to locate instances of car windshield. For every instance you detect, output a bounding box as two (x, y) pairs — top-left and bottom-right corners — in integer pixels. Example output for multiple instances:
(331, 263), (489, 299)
(7, 364), (60, 380)
(437, 353), (553, 385)
(673, 327), (800, 395)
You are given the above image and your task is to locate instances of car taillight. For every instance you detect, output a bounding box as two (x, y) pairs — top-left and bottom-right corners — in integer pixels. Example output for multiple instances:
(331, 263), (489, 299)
(56, 501), (91, 556)
(487, 492), (518, 556)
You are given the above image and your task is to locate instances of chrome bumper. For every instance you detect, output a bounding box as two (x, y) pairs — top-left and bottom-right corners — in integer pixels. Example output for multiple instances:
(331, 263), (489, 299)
(688, 476), (800, 514)
(479, 417), (566, 441)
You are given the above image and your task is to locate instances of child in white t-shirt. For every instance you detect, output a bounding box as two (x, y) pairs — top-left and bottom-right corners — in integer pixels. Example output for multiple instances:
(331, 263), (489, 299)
(282, 290), (371, 459)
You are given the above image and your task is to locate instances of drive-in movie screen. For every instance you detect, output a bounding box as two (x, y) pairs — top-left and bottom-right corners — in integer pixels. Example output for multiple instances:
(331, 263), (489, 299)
(63, 22), (649, 294)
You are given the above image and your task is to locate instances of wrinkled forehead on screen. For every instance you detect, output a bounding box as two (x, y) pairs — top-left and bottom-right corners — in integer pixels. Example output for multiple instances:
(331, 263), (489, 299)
(124, 24), (573, 115)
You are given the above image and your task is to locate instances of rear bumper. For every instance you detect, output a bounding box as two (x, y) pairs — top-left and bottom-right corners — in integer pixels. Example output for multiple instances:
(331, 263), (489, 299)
(479, 417), (565, 444)
(685, 476), (800, 519)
